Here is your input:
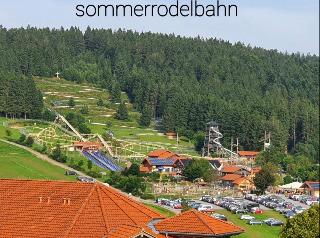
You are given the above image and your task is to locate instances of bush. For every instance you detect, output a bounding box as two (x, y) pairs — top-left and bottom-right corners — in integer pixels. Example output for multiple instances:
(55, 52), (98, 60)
(140, 193), (155, 200)
(79, 105), (89, 115)
(87, 170), (102, 178)
(19, 134), (26, 143)
(5, 129), (12, 137)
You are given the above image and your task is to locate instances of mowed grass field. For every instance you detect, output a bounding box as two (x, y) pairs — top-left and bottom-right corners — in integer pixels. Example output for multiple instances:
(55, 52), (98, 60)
(0, 141), (74, 181)
(217, 209), (286, 238)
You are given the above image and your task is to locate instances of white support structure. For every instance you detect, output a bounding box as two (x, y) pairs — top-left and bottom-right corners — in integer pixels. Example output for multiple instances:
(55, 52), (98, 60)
(97, 134), (114, 157)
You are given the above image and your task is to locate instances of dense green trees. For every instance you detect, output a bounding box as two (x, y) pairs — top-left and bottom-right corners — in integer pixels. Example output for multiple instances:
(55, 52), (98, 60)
(280, 205), (319, 238)
(115, 102), (129, 120)
(0, 73), (43, 118)
(253, 169), (276, 194)
(183, 159), (216, 182)
(0, 26), (318, 163)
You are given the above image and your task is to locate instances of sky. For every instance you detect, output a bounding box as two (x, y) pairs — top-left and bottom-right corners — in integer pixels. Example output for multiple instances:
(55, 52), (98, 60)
(0, 0), (318, 55)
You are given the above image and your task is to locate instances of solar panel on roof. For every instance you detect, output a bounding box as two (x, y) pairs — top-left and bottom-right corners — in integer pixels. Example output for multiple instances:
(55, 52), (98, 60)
(310, 183), (319, 189)
(148, 158), (175, 166)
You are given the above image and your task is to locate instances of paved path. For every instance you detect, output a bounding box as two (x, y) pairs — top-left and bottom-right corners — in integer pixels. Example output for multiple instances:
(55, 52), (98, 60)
(0, 139), (87, 177)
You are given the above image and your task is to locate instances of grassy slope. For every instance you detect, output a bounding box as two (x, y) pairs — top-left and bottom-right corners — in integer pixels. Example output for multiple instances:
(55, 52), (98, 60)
(217, 209), (286, 238)
(0, 140), (75, 181)
(143, 203), (176, 217)
(34, 77), (196, 155)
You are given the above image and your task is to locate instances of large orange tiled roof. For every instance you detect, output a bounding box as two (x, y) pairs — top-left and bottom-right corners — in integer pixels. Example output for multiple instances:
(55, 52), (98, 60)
(221, 166), (242, 173)
(0, 179), (164, 238)
(148, 149), (170, 157)
(221, 174), (243, 181)
(238, 151), (259, 157)
(107, 224), (166, 238)
(154, 210), (244, 236)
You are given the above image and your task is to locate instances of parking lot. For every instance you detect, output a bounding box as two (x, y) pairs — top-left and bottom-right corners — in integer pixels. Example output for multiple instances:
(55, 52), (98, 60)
(154, 193), (317, 238)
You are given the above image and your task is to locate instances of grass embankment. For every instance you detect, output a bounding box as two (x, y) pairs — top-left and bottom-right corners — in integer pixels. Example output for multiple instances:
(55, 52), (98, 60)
(0, 141), (75, 181)
(217, 209), (286, 238)
(144, 203), (176, 217)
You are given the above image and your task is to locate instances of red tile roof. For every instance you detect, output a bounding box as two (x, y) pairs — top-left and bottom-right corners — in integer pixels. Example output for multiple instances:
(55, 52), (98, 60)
(155, 210), (244, 236)
(107, 224), (165, 238)
(158, 151), (176, 159)
(221, 166), (242, 173)
(221, 174), (243, 181)
(0, 179), (164, 238)
(232, 177), (248, 185)
(148, 149), (170, 157)
(251, 167), (262, 174)
(238, 151), (259, 157)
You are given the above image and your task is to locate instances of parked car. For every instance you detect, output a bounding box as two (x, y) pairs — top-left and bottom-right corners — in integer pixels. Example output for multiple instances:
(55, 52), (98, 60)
(263, 218), (276, 223)
(65, 170), (77, 176)
(211, 213), (227, 221)
(240, 215), (255, 220)
(306, 200), (319, 206)
(235, 209), (247, 214)
(77, 176), (95, 183)
(198, 204), (215, 212)
(173, 203), (182, 209)
(248, 219), (263, 225)
(285, 211), (296, 219)
(251, 207), (263, 214)
(267, 220), (284, 226)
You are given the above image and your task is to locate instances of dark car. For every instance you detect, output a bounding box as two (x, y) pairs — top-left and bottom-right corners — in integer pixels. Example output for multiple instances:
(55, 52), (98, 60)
(212, 213), (227, 221)
(65, 170), (78, 176)
(267, 220), (284, 226)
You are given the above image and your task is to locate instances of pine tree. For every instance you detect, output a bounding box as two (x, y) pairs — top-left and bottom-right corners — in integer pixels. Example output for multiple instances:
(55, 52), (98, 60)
(116, 101), (129, 120)
(139, 105), (152, 127)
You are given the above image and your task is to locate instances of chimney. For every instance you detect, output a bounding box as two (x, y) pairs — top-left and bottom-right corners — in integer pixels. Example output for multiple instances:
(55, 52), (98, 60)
(63, 198), (67, 205)
(39, 196), (43, 203)
(47, 197), (51, 204)
(67, 199), (71, 205)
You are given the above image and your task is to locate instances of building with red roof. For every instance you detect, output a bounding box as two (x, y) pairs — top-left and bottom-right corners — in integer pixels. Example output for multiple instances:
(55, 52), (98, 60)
(238, 151), (260, 163)
(73, 141), (103, 151)
(0, 179), (245, 238)
(300, 181), (320, 197)
(141, 149), (191, 175)
(155, 209), (244, 237)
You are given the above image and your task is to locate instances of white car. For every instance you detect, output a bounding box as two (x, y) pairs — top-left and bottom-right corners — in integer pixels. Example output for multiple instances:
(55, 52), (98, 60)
(306, 200), (319, 206)
(198, 204), (215, 212)
(240, 215), (255, 220)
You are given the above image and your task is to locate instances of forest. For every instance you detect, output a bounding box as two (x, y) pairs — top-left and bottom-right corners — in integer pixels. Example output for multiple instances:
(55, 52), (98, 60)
(0, 25), (318, 162)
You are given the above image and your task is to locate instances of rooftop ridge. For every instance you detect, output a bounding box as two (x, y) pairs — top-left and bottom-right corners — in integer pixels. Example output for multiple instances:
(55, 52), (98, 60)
(96, 185), (111, 233)
(192, 210), (216, 234)
(62, 183), (98, 238)
(102, 184), (164, 219)
(196, 210), (245, 233)
(99, 184), (139, 226)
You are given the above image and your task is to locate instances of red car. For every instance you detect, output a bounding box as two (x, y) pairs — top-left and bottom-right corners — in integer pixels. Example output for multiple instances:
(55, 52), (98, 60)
(251, 207), (263, 214)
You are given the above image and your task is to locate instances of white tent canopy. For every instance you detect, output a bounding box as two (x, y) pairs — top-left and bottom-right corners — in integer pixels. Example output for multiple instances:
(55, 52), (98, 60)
(280, 182), (303, 189)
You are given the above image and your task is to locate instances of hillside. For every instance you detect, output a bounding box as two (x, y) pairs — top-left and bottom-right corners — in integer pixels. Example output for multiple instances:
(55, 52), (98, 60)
(34, 77), (196, 156)
(0, 26), (318, 161)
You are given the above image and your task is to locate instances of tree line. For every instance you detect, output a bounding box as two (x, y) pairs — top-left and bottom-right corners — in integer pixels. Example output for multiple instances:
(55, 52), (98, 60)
(0, 25), (318, 162)
(0, 72), (43, 118)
